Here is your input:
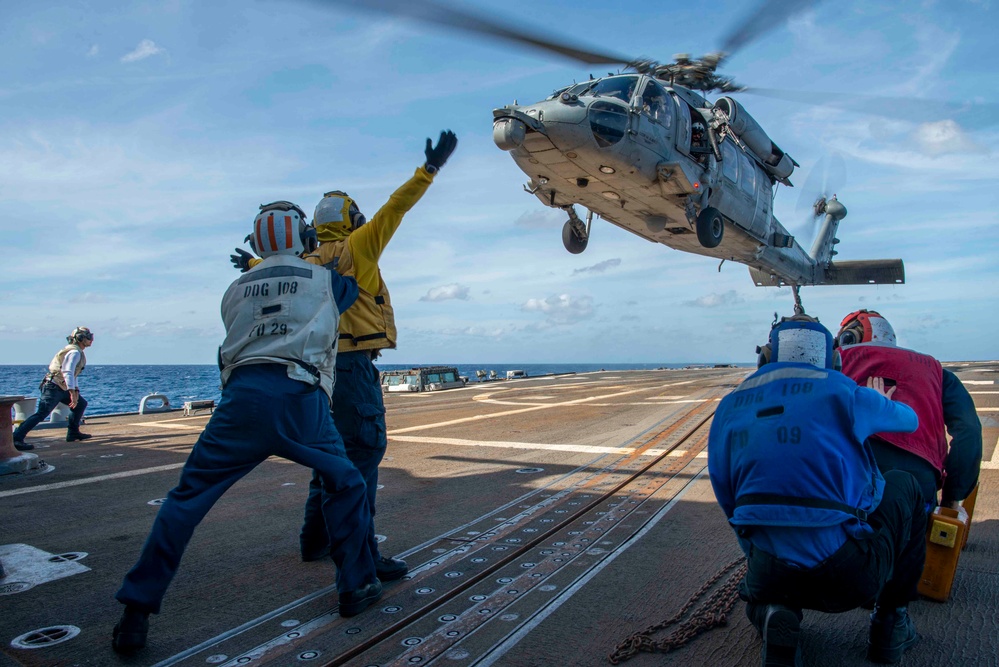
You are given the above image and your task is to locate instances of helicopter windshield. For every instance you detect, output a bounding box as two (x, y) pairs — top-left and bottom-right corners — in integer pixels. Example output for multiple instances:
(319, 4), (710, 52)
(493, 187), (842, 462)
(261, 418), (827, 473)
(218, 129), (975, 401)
(581, 75), (639, 103)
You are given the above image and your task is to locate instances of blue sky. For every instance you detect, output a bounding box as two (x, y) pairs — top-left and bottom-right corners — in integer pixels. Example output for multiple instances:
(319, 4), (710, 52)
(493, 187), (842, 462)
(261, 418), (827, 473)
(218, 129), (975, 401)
(1, 0), (996, 365)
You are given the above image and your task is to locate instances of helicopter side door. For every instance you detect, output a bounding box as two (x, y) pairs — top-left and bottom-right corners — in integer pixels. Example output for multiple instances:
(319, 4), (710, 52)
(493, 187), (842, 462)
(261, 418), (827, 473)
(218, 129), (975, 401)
(670, 94), (691, 155)
(713, 139), (767, 241)
(633, 79), (673, 159)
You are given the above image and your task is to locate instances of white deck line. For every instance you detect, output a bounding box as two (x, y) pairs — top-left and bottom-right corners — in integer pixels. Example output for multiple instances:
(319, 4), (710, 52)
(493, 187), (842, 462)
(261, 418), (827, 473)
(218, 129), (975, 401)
(0, 463), (186, 498)
(981, 436), (999, 470)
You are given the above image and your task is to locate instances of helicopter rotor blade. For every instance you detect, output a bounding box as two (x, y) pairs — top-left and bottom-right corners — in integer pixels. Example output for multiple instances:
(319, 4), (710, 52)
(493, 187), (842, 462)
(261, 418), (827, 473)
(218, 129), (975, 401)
(313, 0), (636, 66)
(742, 87), (999, 129)
(719, 0), (821, 58)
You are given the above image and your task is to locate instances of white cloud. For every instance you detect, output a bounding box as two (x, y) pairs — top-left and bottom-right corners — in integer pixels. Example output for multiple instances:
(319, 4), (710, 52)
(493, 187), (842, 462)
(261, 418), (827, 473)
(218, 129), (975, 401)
(572, 258), (621, 274)
(912, 120), (986, 156)
(87, 44), (99, 58)
(521, 294), (594, 325)
(121, 39), (166, 63)
(74, 292), (109, 304)
(684, 291), (745, 308)
(420, 283), (471, 302)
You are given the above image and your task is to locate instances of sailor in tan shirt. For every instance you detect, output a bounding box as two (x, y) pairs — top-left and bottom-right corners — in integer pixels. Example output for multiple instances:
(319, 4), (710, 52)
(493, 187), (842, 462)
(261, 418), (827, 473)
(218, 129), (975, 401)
(14, 327), (95, 450)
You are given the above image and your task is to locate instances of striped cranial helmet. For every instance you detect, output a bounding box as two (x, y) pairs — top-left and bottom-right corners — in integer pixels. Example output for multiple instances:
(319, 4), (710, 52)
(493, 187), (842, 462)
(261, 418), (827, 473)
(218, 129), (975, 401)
(249, 201), (317, 259)
(836, 309), (897, 347)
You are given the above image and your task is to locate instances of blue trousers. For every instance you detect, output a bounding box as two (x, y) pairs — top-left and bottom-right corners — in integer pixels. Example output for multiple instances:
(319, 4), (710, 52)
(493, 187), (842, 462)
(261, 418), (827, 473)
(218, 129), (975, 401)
(13, 381), (88, 439)
(301, 351), (387, 556)
(116, 364), (378, 614)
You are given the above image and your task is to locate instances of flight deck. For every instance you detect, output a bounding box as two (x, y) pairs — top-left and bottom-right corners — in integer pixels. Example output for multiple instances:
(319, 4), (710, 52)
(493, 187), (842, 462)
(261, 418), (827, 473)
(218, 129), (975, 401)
(2, 366), (997, 666)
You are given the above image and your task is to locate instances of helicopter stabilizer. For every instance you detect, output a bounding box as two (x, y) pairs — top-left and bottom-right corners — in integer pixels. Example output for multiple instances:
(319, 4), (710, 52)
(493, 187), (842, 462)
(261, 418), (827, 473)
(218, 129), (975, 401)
(749, 259), (905, 287)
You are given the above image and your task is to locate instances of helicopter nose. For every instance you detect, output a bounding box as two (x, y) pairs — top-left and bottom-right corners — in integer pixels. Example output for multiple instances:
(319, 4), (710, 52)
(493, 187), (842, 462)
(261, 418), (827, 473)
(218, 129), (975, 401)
(494, 117), (527, 151)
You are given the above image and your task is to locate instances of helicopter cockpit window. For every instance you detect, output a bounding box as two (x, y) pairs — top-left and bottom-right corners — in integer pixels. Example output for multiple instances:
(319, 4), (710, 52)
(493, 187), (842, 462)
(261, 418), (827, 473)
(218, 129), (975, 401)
(640, 81), (669, 124)
(739, 153), (756, 195)
(585, 76), (640, 103)
(721, 141), (739, 182)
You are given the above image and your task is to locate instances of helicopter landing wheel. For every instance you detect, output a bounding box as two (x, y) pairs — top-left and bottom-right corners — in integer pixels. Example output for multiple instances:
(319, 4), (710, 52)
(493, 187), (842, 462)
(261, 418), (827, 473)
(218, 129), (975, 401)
(695, 206), (724, 249)
(562, 219), (588, 254)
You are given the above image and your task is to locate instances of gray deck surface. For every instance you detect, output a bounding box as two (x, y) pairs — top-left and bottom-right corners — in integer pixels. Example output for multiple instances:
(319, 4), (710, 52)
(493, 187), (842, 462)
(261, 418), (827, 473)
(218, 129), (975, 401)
(1, 365), (996, 666)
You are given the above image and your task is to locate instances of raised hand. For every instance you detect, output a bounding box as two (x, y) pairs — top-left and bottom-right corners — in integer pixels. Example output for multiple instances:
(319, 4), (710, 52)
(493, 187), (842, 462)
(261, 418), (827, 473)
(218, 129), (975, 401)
(424, 130), (458, 172)
(230, 248), (253, 273)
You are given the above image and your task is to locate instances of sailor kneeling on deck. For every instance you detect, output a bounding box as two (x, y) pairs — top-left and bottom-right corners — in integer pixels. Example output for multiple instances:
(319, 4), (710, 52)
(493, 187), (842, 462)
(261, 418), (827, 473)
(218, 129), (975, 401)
(112, 202), (382, 655)
(708, 316), (926, 666)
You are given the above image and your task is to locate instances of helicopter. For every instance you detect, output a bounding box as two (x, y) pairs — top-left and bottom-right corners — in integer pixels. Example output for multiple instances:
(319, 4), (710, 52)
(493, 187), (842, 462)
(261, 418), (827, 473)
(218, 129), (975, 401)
(327, 0), (914, 289)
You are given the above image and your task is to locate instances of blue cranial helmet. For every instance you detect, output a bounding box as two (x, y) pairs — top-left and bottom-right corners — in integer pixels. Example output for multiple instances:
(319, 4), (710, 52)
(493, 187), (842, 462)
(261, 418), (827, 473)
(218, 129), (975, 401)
(771, 317), (837, 369)
(758, 315), (840, 370)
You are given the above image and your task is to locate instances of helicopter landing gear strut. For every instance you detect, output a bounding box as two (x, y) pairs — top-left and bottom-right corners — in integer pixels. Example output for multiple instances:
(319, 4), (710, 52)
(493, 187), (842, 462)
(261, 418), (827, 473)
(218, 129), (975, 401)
(562, 207), (592, 254)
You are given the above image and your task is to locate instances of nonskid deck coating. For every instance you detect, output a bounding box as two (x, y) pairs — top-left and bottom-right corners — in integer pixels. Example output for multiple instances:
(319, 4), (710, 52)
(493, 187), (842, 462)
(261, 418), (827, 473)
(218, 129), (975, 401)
(1, 366), (997, 666)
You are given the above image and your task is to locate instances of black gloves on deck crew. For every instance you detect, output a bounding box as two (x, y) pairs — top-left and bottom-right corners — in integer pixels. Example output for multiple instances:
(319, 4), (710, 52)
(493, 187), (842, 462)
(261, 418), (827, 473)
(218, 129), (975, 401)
(424, 130), (458, 174)
(230, 248), (253, 273)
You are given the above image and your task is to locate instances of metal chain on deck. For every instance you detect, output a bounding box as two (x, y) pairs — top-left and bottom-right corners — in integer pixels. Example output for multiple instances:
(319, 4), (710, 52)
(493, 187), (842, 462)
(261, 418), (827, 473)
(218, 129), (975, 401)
(608, 556), (747, 664)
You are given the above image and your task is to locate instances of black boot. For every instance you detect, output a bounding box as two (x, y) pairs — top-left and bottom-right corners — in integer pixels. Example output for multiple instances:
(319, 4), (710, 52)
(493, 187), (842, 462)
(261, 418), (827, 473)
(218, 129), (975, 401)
(338, 580), (383, 617)
(111, 606), (149, 654)
(375, 555), (408, 582)
(66, 431), (92, 442)
(760, 604), (803, 667)
(868, 606), (918, 663)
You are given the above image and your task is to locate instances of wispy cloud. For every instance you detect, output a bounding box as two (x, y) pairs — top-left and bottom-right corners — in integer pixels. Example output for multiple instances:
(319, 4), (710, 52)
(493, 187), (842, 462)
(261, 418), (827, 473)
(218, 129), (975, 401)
(912, 120), (987, 156)
(521, 294), (595, 325)
(420, 283), (471, 302)
(684, 291), (745, 308)
(572, 258), (621, 274)
(514, 209), (564, 229)
(87, 44), (99, 58)
(121, 39), (165, 63)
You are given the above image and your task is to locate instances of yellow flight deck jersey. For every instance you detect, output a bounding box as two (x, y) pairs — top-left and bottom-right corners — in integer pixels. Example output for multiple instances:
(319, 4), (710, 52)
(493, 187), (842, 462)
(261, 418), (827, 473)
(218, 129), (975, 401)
(249, 166), (434, 353)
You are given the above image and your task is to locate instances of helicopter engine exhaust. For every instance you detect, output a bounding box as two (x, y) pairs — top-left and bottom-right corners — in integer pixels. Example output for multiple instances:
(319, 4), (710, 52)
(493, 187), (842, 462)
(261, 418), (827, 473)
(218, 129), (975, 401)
(714, 97), (795, 182)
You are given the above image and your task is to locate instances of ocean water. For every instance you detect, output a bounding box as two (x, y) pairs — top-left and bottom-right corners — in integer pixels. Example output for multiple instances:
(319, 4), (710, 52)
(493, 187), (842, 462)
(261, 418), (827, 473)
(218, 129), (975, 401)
(0, 362), (730, 417)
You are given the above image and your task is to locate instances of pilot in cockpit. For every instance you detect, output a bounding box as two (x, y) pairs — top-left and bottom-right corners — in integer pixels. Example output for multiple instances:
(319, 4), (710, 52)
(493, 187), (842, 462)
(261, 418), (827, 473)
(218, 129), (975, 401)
(691, 122), (706, 149)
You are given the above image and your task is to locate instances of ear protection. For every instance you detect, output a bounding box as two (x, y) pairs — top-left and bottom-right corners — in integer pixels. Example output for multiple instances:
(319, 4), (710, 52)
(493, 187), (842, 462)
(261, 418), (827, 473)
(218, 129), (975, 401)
(836, 309), (896, 348)
(69, 327), (94, 344)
